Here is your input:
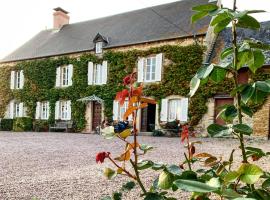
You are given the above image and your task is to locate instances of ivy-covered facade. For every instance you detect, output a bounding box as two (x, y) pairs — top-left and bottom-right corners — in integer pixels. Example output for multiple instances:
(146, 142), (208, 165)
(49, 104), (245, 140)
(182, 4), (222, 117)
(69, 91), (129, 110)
(0, 0), (269, 137)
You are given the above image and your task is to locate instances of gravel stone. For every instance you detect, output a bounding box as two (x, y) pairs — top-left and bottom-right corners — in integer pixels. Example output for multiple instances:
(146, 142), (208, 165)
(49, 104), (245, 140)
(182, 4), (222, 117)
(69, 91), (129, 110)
(0, 132), (269, 200)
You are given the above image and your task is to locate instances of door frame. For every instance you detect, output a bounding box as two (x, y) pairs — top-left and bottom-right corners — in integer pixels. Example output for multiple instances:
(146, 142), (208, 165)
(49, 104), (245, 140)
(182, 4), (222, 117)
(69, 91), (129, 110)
(83, 101), (105, 133)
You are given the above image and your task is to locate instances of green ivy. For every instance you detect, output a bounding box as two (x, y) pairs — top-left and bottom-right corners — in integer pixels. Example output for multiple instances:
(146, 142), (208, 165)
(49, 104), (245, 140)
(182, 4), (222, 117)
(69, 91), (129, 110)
(0, 44), (267, 131)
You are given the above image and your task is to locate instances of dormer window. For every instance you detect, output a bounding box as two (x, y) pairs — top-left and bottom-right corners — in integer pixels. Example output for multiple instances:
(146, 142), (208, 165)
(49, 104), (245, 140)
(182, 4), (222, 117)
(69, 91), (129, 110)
(95, 42), (103, 54)
(93, 33), (108, 54)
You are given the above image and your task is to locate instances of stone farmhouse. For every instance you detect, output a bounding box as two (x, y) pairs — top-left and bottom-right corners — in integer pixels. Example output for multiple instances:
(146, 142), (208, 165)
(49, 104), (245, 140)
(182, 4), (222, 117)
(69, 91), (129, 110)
(0, 0), (269, 138)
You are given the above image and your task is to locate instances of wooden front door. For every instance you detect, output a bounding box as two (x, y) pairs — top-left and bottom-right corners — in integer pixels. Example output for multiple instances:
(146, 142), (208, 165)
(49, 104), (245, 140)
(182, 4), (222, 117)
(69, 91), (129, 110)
(92, 101), (102, 131)
(214, 97), (234, 125)
(141, 104), (156, 132)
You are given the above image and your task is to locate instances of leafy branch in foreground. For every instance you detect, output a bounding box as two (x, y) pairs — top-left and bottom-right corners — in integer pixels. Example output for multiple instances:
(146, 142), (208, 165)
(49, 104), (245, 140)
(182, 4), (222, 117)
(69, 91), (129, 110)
(96, 0), (270, 199)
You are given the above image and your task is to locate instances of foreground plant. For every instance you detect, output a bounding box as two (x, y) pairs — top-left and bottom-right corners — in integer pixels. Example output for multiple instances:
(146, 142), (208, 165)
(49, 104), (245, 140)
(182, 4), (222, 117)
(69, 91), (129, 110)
(96, 1), (270, 199)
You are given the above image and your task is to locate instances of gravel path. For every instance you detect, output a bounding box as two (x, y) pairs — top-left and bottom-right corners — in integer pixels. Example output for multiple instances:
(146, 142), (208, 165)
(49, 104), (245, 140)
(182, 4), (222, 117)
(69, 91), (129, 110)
(0, 132), (269, 200)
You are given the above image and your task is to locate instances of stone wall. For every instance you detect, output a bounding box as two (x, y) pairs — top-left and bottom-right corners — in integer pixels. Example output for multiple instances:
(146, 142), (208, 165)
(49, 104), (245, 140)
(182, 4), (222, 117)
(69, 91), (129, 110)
(253, 97), (270, 138)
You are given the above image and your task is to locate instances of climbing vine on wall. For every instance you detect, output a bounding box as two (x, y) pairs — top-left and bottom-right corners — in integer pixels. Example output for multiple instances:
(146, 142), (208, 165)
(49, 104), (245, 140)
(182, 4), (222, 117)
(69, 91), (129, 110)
(0, 43), (268, 131)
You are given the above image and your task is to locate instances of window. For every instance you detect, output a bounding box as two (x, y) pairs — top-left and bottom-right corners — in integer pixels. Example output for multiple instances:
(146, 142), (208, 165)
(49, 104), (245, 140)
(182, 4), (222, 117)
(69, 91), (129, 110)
(95, 42), (103, 54)
(145, 57), (156, 82)
(137, 53), (162, 83)
(61, 101), (69, 120)
(160, 98), (188, 122)
(55, 100), (71, 120)
(10, 70), (24, 89)
(36, 102), (49, 120)
(113, 100), (132, 121)
(62, 66), (69, 86)
(94, 64), (103, 85)
(14, 102), (20, 118)
(88, 61), (108, 85)
(7, 101), (25, 119)
(56, 65), (73, 87)
(168, 99), (181, 122)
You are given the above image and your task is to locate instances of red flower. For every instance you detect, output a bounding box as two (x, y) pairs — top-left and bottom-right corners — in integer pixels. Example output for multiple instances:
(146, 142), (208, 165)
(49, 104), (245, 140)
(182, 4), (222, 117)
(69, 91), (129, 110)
(96, 152), (110, 163)
(123, 75), (131, 85)
(115, 89), (129, 106)
(181, 125), (189, 143)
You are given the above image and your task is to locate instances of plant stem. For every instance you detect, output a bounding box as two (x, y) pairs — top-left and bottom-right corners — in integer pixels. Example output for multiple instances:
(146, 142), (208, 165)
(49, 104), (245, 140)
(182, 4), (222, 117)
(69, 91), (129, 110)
(130, 159), (147, 194)
(231, 0), (248, 163)
(184, 153), (192, 170)
(107, 156), (136, 179)
(128, 83), (147, 195)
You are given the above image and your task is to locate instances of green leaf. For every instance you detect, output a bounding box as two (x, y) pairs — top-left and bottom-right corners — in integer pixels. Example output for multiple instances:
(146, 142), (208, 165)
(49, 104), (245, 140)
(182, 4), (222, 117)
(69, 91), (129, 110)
(144, 193), (164, 200)
(137, 160), (154, 170)
(241, 84), (255, 104)
(214, 18), (231, 34)
(237, 14), (260, 30)
(192, 4), (218, 12)
(140, 144), (154, 154)
(248, 50), (265, 73)
(189, 76), (200, 97)
(121, 181), (136, 191)
(249, 87), (268, 104)
(152, 162), (165, 170)
(246, 10), (266, 14)
(158, 171), (174, 190)
(237, 50), (253, 69)
(255, 81), (270, 93)
(262, 179), (270, 190)
(173, 179), (218, 193)
(220, 47), (233, 60)
(207, 124), (231, 137)
(216, 104), (237, 122)
(166, 165), (182, 176)
(211, 12), (232, 26)
(233, 198), (256, 200)
(210, 67), (226, 83)
(206, 177), (221, 188)
(197, 64), (214, 79)
(241, 105), (253, 117)
(101, 126), (116, 139)
(104, 168), (117, 180)
(232, 124), (253, 135)
(112, 192), (122, 200)
(238, 164), (263, 184)
(221, 189), (242, 199)
(191, 11), (208, 23)
(178, 170), (197, 180)
(224, 171), (240, 183)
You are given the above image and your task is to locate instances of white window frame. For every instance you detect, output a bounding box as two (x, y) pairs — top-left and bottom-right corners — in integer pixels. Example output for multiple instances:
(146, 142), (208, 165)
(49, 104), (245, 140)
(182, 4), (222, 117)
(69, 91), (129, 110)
(11, 70), (24, 89)
(41, 102), (49, 120)
(61, 66), (69, 87)
(168, 99), (181, 122)
(14, 102), (20, 118)
(144, 56), (156, 82)
(60, 101), (69, 120)
(95, 42), (103, 54)
(15, 71), (21, 89)
(93, 64), (103, 85)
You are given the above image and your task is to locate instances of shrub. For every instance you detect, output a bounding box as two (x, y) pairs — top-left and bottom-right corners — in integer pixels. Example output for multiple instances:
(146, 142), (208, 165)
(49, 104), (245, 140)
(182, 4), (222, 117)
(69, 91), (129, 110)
(0, 119), (13, 131)
(13, 117), (33, 131)
(33, 120), (49, 132)
(152, 129), (165, 137)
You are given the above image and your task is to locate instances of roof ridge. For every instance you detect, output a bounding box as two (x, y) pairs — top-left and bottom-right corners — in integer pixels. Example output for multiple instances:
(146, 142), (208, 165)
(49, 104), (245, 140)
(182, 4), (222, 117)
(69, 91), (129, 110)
(67, 0), (183, 26)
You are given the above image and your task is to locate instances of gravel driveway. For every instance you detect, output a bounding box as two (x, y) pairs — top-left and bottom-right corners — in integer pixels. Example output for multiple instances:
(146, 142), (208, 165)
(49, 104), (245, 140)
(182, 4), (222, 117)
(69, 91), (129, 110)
(0, 132), (269, 200)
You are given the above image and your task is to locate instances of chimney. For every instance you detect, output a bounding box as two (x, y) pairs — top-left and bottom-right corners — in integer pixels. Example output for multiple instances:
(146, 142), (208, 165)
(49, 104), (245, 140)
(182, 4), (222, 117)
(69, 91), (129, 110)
(53, 7), (70, 29)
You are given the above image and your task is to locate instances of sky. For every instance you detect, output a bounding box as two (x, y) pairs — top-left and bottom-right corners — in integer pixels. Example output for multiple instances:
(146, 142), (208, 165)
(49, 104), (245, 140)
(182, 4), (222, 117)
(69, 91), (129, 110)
(0, 0), (270, 59)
